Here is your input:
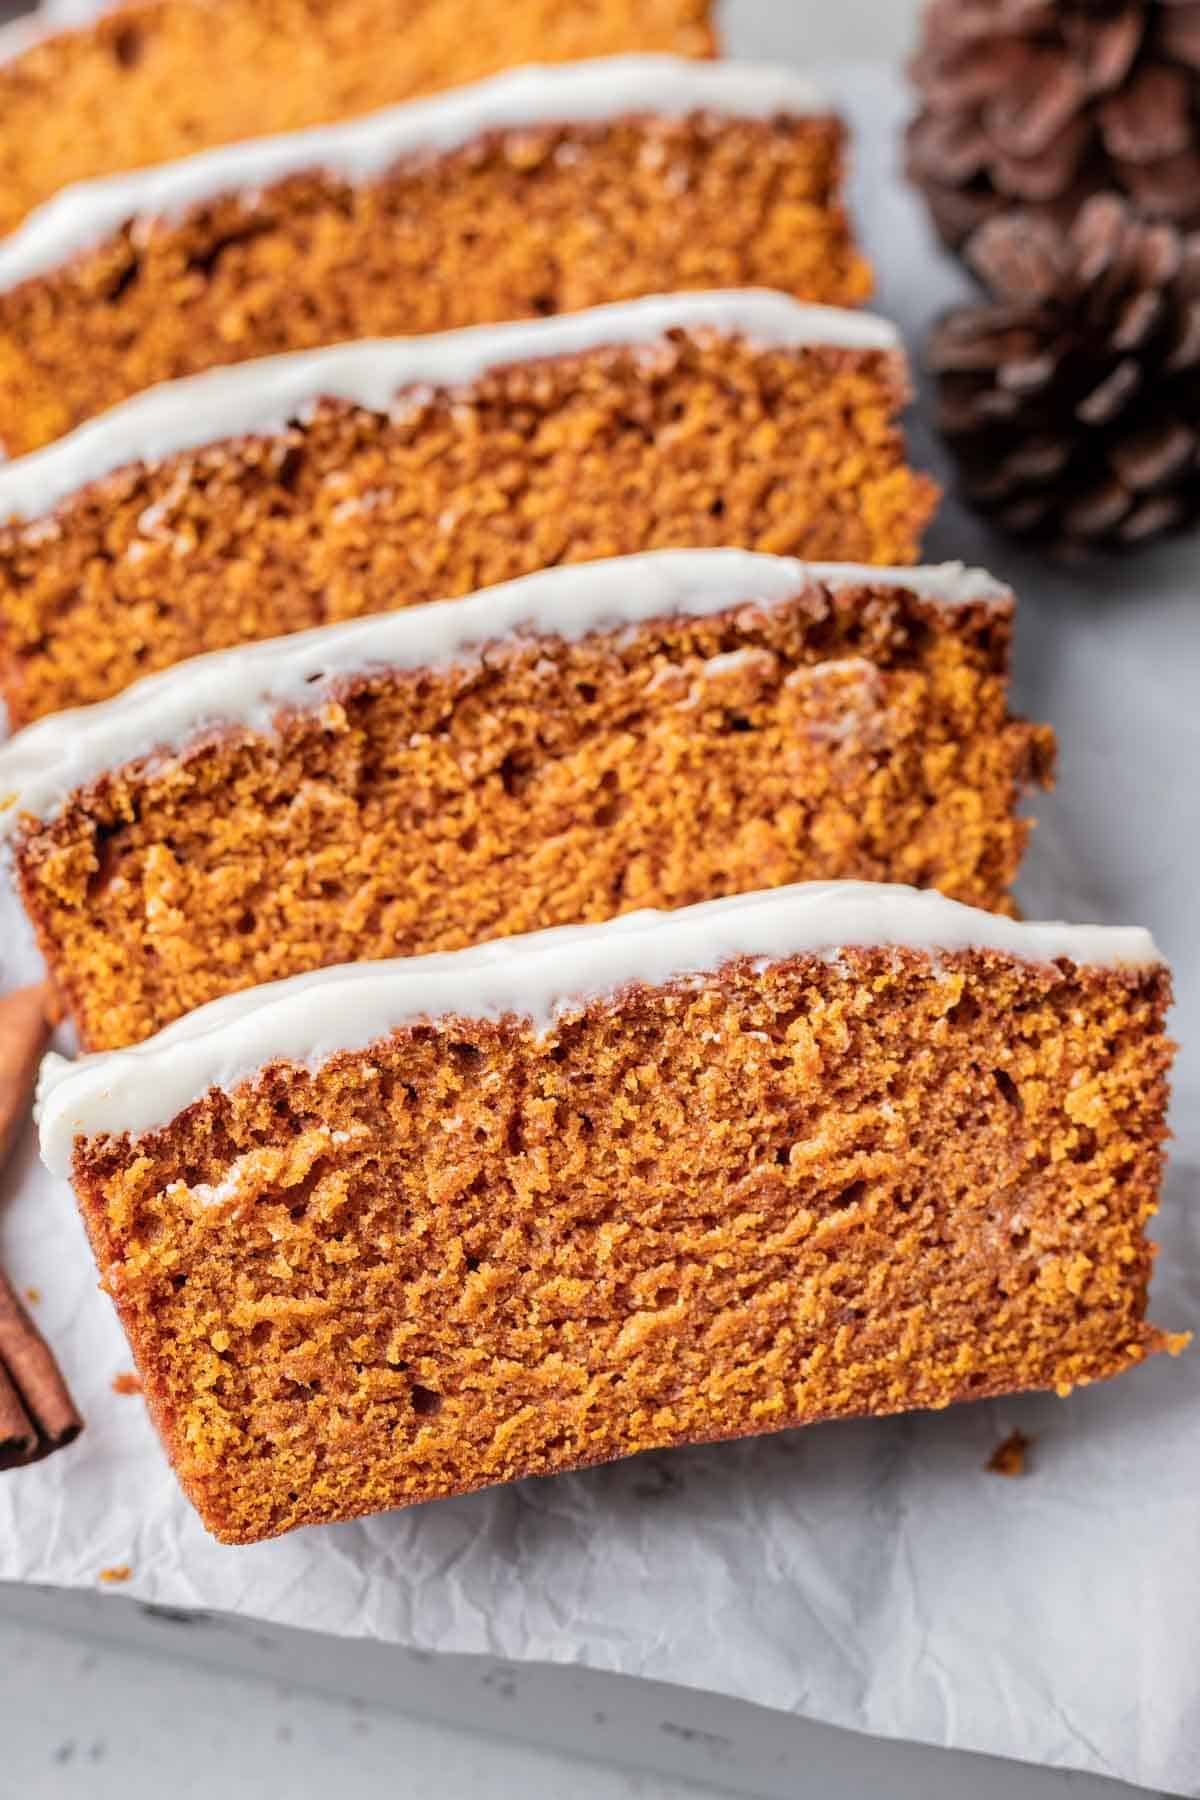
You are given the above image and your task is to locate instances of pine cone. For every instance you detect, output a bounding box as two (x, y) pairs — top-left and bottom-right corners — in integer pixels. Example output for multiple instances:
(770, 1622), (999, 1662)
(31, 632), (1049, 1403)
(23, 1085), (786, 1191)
(929, 194), (1200, 552)
(907, 0), (1200, 253)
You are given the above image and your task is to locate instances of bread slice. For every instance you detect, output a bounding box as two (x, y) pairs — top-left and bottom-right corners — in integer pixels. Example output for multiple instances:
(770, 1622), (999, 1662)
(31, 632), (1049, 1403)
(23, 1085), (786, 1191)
(0, 554), (1053, 1049)
(39, 882), (1175, 1544)
(0, 58), (871, 454)
(0, 293), (939, 723)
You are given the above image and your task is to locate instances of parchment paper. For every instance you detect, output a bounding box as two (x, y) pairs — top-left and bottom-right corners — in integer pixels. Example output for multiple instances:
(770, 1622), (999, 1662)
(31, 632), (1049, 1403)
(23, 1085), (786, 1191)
(1, 63), (1197, 1797)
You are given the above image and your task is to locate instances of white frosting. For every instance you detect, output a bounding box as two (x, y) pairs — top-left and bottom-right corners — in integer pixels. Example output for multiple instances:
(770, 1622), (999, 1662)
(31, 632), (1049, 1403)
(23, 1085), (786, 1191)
(0, 1), (120, 69)
(0, 10), (50, 67)
(35, 0), (117, 19)
(0, 57), (831, 292)
(0, 291), (901, 522)
(36, 879), (1163, 1175)
(0, 552), (1010, 835)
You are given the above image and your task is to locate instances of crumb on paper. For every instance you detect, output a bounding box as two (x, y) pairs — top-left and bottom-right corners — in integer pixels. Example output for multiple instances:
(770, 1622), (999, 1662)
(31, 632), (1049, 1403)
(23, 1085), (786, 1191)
(23, 1286), (40, 1305)
(986, 1430), (1031, 1477)
(111, 1372), (142, 1396)
(98, 1565), (131, 1585)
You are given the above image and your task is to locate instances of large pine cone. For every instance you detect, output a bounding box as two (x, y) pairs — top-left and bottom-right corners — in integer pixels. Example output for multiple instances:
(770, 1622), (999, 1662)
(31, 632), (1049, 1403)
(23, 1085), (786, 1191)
(929, 194), (1200, 551)
(908, 0), (1200, 253)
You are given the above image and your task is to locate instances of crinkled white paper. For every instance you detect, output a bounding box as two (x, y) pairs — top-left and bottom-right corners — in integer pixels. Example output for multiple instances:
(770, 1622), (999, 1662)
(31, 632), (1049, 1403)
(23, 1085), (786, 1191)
(0, 64), (1197, 1798)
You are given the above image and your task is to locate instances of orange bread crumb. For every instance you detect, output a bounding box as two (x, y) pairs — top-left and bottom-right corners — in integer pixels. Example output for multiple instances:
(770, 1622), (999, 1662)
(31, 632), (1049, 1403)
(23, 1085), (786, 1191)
(63, 940), (1172, 1544)
(0, 329), (938, 723)
(986, 1430), (1031, 1477)
(0, 110), (871, 456)
(0, 0), (716, 235)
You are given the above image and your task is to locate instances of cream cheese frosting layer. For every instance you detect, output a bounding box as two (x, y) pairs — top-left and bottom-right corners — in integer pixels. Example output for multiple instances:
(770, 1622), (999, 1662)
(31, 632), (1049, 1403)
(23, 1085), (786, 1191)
(36, 880), (1164, 1175)
(0, 1), (114, 69)
(0, 57), (831, 292)
(0, 552), (1011, 836)
(0, 290), (901, 523)
(0, 8), (55, 67)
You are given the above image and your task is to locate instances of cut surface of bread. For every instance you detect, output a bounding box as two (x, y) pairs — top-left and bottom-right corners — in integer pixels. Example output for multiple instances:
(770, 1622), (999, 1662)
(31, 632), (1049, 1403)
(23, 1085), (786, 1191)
(40, 884), (1174, 1544)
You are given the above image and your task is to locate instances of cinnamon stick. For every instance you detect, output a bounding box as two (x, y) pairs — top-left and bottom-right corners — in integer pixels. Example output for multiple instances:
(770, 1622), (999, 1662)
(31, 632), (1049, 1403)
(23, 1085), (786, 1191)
(0, 981), (84, 1467)
(0, 1270), (83, 1464)
(0, 1267), (83, 1461)
(0, 983), (52, 1173)
(0, 1359), (37, 1471)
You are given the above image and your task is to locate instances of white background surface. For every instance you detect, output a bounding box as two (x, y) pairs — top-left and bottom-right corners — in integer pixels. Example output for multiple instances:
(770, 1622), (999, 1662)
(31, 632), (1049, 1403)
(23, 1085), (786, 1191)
(0, 2), (1193, 1798)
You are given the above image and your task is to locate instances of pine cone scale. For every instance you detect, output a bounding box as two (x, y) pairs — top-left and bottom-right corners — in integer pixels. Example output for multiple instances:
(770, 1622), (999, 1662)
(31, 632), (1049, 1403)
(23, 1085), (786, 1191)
(965, 213), (1068, 301)
(1120, 492), (1188, 539)
(1110, 416), (1196, 484)
(1065, 6), (1146, 93)
(1065, 479), (1132, 536)
(1157, 9), (1200, 70)
(1165, 297), (1200, 366)
(1001, 351), (1061, 394)
(908, 110), (995, 183)
(989, 117), (1093, 200)
(922, 0), (1057, 43)
(1116, 146), (1200, 219)
(1110, 286), (1166, 349)
(1131, 221), (1184, 286)
(1076, 357), (1143, 422)
(1098, 64), (1193, 160)
(911, 39), (1036, 108)
(928, 308), (1049, 371)
(984, 52), (1091, 156)
(1071, 190), (1134, 280)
